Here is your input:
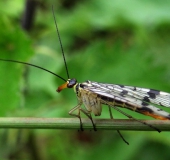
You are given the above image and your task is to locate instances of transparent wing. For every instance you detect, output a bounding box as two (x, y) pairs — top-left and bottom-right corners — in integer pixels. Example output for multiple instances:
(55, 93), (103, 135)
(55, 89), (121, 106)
(80, 81), (170, 120)
(91, 81), (170, 108)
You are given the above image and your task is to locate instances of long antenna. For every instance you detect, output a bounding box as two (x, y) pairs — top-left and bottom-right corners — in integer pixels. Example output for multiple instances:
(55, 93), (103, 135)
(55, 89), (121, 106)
(52, 5), (70, 79)
(0, 59), (66, 82)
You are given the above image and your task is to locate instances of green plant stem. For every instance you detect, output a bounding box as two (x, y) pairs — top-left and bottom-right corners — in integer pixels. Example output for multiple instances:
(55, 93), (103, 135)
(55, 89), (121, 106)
(0, 118), (169, 131)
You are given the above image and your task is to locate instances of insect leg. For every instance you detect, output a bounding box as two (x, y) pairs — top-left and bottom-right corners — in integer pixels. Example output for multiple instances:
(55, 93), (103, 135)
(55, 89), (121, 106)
(108, 106), (129, 145)
(110, 103), (161, 133)
(69, 104), (97, 131)
(69, 103), (84, 131)
(79, 108), (97, 131)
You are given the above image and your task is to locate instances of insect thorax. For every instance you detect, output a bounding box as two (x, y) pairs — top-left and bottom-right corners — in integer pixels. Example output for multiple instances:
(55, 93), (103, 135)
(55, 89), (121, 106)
(73, 81), (102, 116)
(74, 81), (92, 97)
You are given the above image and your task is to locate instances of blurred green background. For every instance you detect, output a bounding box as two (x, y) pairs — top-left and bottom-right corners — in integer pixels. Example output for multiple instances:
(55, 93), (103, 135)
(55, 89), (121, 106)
(1, 0), (170, 159)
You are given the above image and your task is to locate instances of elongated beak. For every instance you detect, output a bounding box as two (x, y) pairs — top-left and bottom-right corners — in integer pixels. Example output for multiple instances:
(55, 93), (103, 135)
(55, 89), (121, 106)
(57, 82), (68, 92)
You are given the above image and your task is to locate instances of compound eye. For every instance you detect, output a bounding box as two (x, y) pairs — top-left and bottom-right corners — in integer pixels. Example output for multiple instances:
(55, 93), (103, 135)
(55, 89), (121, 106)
(67, 78), (77, 88)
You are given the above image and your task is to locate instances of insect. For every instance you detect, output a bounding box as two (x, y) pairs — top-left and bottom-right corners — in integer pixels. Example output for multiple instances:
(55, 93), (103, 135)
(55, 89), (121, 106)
(1, 6), (170, 145)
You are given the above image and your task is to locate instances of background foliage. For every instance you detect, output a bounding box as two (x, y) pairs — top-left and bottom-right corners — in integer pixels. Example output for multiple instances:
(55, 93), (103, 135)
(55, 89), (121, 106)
(1, 0), (170, 159)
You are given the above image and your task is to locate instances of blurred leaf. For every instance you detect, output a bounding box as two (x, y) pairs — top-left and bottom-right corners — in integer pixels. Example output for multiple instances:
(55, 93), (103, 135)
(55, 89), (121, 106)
(0, 16), (34, 116)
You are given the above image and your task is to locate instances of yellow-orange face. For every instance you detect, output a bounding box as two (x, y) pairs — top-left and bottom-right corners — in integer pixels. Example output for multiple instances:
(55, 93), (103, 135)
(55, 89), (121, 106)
(57, 78), (77, 92)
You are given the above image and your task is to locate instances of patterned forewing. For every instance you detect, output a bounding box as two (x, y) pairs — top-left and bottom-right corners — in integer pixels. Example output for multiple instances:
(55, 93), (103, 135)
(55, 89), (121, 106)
(91, 82), (170, 108)
(80, 81), (170, 120)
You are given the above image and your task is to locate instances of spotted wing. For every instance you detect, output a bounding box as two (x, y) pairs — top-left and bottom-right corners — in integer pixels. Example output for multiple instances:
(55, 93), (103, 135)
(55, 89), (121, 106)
(92, 82), (170, 108)
(81, 81), (170, 120)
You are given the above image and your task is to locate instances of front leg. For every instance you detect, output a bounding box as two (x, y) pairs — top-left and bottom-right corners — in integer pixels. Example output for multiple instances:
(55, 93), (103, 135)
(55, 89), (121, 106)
(80, 108), (97, 131)
(69, 103), (96, 131)
(69, 103), (84, 131)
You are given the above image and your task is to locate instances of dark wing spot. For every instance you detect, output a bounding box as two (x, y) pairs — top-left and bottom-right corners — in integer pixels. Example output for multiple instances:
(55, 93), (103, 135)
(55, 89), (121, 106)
(142, 101), (149, 106)
(147, 89), (160, 99)
(133, 87), (137, 91)
(141, 96), (150, 106)
(143, 96), (150, 103)
(120, 90), (128, 97)
(147, 92), (156, 99)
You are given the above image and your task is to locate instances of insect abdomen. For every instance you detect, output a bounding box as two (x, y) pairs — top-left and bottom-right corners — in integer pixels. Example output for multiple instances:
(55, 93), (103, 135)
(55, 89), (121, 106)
(99, 95), (170, 120)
